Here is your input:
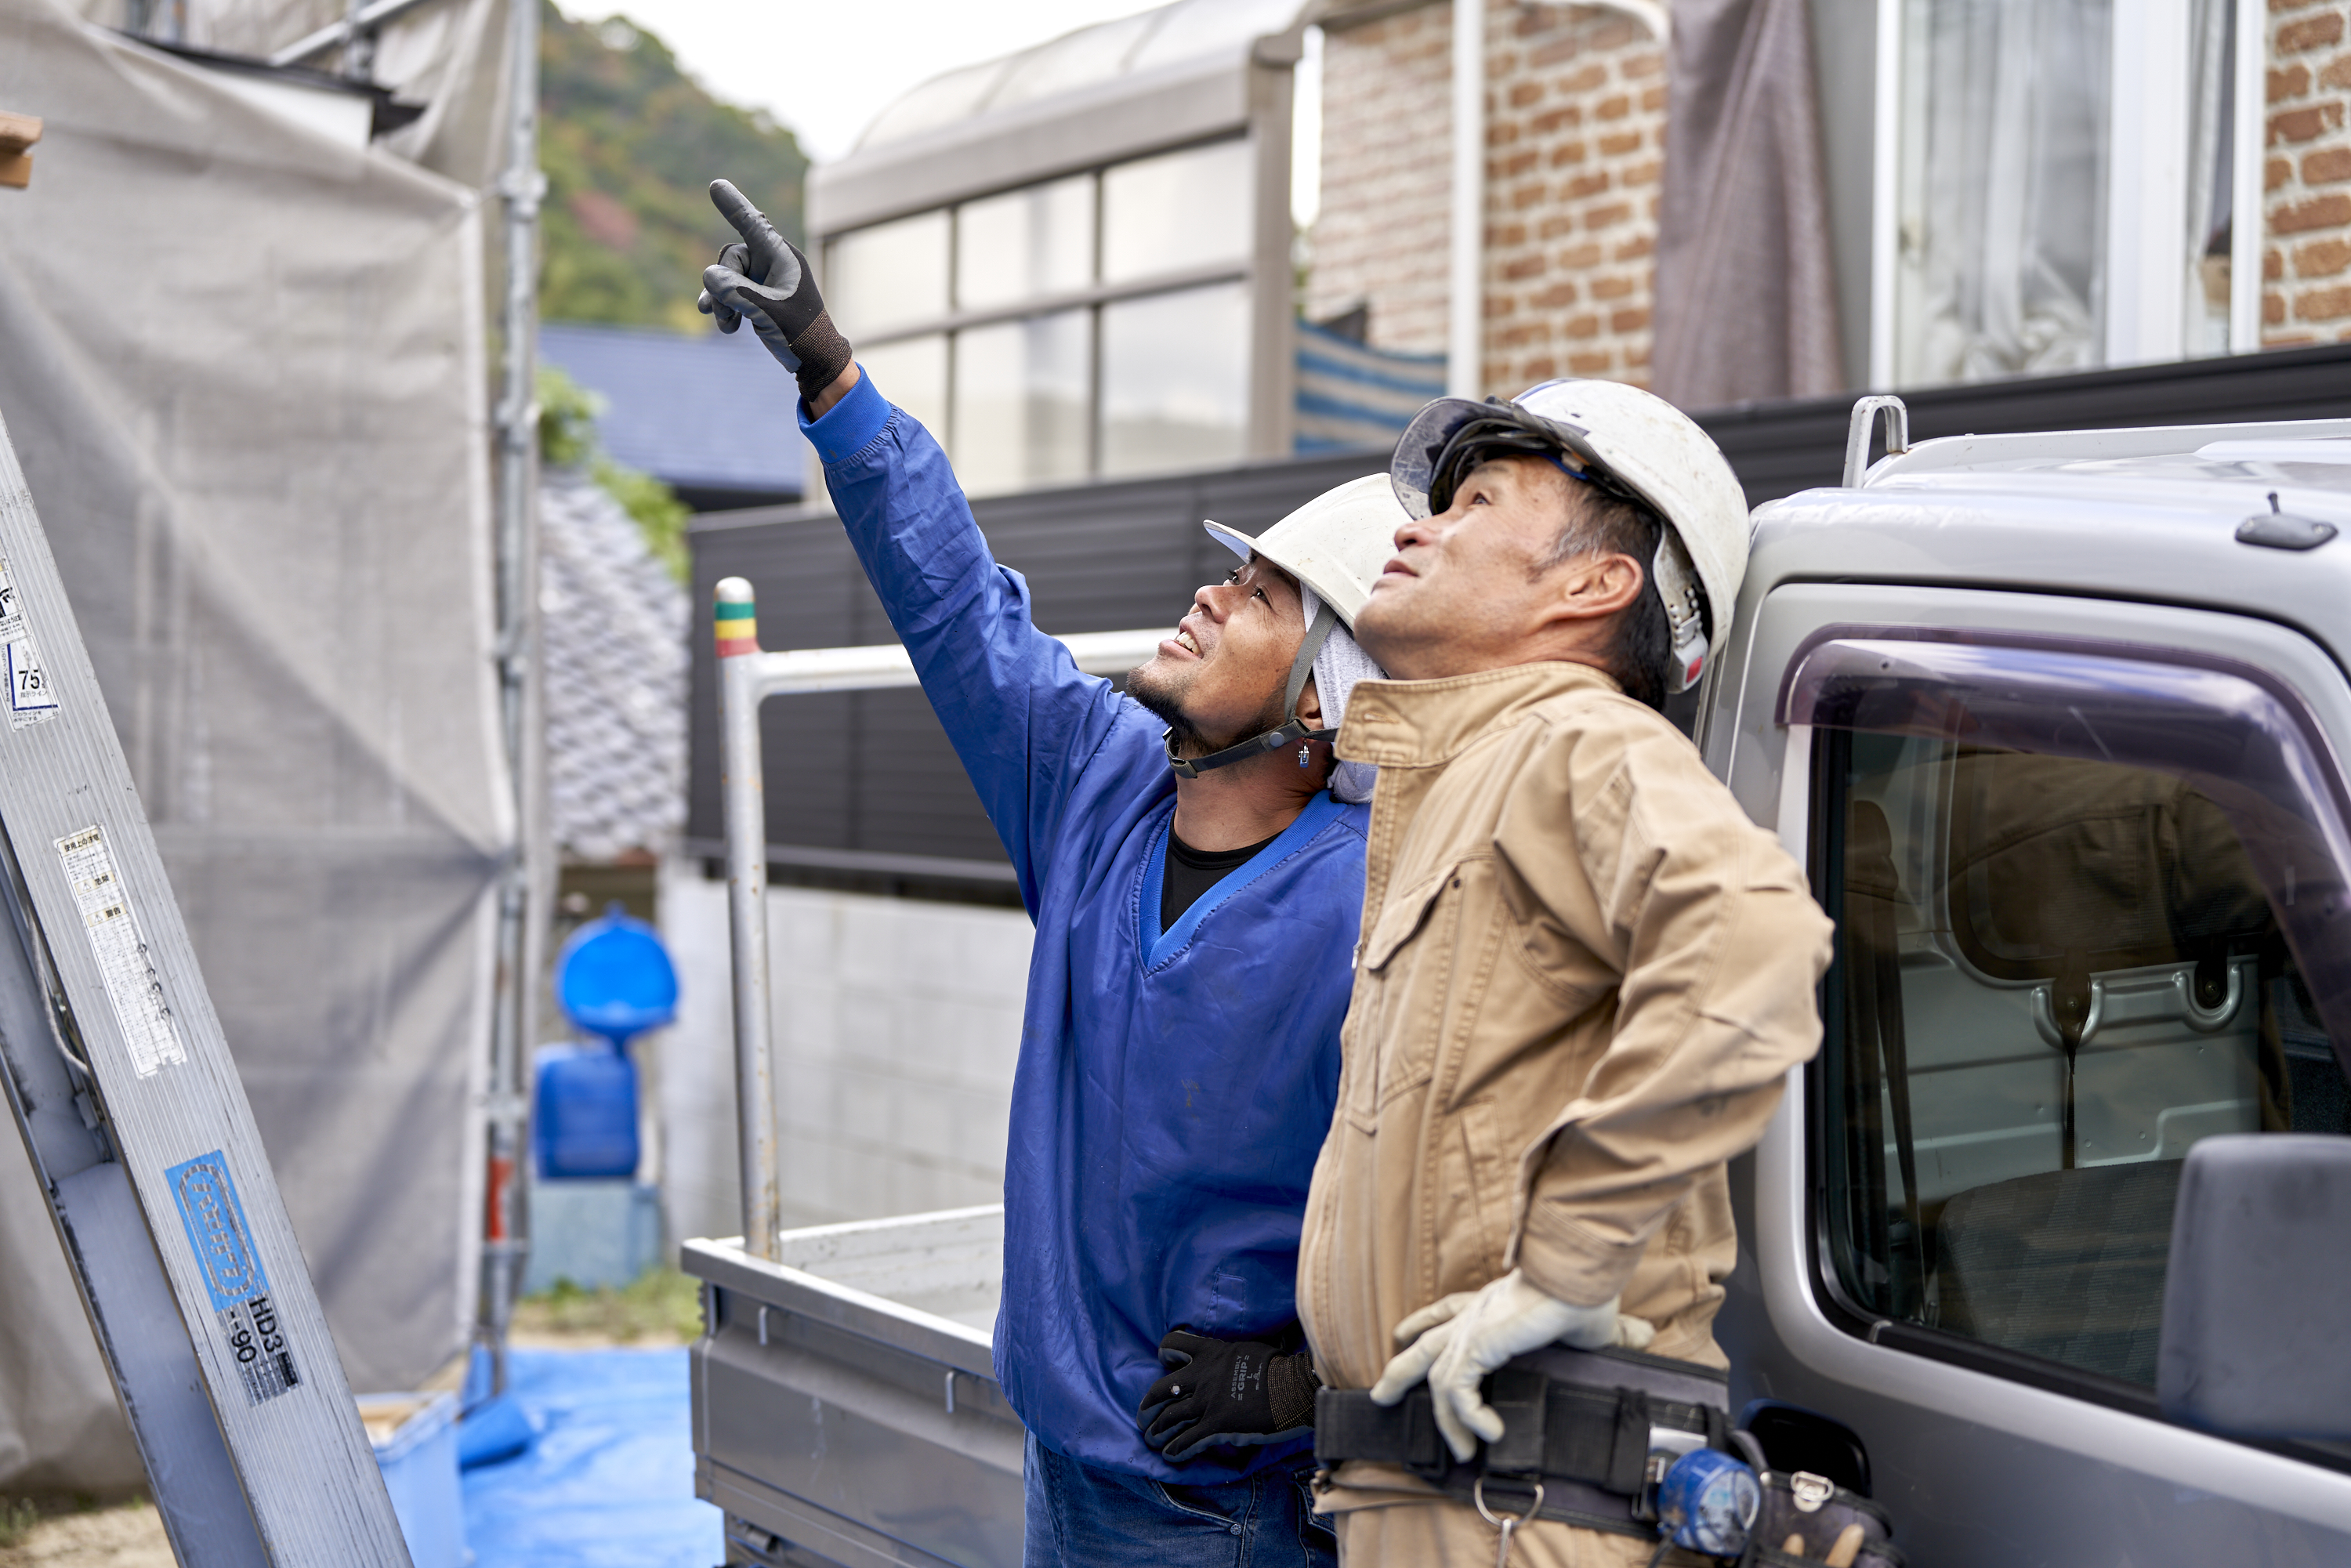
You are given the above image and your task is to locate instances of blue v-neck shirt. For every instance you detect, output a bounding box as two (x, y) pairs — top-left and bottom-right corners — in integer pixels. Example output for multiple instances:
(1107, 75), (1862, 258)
(803, 372), (1368, 1482)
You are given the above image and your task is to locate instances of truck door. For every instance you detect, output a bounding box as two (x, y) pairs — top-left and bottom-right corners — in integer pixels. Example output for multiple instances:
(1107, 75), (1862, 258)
(1710, 582), (2351, 1566)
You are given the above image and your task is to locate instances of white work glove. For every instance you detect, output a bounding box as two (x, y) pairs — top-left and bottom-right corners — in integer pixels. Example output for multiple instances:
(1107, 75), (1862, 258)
(1368, 1269), (1655, 1463)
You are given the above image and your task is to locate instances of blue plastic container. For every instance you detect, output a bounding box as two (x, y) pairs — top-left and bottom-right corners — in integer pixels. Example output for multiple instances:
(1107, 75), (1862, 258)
(556, 903), (679, 1045)
(360, 1391), (465, 1568)
(1655, 1447), (1761, 1558)
(534, 1041), (639, 1179)
(534, 904), (678, 1182)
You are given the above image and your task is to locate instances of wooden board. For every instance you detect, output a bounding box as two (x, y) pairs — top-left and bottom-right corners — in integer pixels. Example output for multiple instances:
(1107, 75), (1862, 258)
(0, 111), (38, 188)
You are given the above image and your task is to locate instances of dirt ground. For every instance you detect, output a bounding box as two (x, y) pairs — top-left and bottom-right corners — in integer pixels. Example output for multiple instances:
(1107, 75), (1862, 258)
(0, 1503), (170, 1568)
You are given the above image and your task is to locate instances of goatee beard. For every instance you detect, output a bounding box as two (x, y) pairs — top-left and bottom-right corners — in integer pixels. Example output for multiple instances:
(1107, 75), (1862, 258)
(1127, 662), (1206, 751)
(1125, 662), (1292, 759)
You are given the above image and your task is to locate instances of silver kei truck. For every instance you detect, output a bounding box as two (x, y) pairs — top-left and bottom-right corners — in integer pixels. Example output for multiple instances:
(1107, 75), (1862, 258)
(688, 401), (2351, 1566)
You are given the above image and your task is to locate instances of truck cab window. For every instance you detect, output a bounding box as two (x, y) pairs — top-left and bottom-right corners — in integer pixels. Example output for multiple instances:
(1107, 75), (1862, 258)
(1795, 634), (2351, 1395)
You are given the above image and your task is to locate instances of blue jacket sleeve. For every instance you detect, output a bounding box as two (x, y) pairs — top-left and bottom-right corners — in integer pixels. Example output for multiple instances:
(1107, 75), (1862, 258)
(802, 371), (1154, 912)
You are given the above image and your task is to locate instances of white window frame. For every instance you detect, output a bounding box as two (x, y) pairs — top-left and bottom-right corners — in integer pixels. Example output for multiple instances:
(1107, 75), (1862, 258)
(1867, 0), (2269, 387)
(818, 136), (1259, 481)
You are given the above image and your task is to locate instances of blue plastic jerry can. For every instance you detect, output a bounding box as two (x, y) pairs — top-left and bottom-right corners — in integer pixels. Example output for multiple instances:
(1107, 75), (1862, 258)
(533, 1041), (639, 1179)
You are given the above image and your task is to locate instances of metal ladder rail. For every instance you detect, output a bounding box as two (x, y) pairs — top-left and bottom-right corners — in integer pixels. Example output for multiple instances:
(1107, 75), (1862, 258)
(713, 574), (1163, 1259)
(0, 411), (411, 1564)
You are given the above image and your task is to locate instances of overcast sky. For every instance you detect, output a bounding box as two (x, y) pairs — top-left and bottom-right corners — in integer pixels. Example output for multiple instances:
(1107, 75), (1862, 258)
(581, 0), (1171, 165)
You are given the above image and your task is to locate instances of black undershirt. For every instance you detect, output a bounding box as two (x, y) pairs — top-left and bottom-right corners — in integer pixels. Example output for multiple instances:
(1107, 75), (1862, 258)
(1161, 828), (1280, 930)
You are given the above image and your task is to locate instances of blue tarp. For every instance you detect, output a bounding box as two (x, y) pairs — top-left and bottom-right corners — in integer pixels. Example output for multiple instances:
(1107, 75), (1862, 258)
(1292, 318), (1445, 454)
(462, 1349), (719, 1567)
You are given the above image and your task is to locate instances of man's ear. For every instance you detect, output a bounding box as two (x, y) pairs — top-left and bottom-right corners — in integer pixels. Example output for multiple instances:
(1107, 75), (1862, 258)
(1295, 673), (1323, 727)
(1548, 552), (1645, 625)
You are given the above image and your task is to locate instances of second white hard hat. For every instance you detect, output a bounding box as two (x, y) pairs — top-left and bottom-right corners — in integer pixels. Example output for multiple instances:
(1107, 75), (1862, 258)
(1203, 473), (1405, 632)
(1389, 379), (1751, 693)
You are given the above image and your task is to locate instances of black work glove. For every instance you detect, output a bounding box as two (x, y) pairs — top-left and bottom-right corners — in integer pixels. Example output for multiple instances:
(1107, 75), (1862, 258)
(697, 178), (853, 404)
(1137, 1327), (1320, 1463)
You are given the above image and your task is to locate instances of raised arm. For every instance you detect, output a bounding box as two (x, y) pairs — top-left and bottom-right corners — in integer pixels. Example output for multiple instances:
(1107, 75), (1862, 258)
(696, 180), (1148, 906)
(804, 374), (1143, 904)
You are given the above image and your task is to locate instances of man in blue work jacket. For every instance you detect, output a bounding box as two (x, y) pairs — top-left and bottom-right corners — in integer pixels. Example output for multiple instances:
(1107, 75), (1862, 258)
(697, 180), (1400, 1566)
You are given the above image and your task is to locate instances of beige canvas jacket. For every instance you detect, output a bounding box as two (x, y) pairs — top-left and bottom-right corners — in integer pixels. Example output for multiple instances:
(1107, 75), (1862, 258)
(1297, 662), (1833, 1508)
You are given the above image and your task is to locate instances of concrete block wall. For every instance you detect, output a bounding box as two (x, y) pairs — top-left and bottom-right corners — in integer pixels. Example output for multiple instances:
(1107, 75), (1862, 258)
(1312, 0), (1665, 389)
(659, 860), (1031, 1248)
(1482, 4), (1666, 392)
(2267, 0), (2351, 343)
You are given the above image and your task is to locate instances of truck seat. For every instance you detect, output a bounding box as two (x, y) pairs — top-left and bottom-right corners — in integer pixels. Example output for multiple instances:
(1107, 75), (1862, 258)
(1933, 1158), (2182, 1388)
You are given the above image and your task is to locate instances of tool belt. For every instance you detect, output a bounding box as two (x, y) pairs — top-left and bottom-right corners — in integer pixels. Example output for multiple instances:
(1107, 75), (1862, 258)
(1313, 1343), (1731, 1541)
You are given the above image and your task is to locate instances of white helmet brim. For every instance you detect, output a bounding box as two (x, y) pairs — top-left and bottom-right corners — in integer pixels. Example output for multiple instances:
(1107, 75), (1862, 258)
(1201, 473), (1404, 632)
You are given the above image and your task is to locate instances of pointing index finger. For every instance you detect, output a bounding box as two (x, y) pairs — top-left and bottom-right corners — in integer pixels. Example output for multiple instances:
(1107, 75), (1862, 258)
(708, 178), (770, 243)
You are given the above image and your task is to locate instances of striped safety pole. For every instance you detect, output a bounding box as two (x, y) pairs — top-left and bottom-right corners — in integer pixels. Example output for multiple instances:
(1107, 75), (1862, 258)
(715, 578), (779, 1259)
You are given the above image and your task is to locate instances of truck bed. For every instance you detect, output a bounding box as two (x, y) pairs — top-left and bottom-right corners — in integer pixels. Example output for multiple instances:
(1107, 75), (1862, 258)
(684, 1207), (1023, 1568)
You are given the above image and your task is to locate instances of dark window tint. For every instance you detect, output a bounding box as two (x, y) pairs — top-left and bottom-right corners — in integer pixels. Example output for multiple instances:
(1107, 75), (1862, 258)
(1795, 634), (2351, 1391)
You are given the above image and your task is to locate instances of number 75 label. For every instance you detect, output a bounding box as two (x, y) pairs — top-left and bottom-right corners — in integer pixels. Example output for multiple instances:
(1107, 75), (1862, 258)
(0, 559), (60, 728)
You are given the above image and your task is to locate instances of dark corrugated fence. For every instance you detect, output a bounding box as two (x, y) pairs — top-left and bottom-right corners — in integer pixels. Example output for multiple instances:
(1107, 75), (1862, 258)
(1707, 341), (2351, 506)
(686, 451), (1389, 888)
(686, 344), (2351, 889)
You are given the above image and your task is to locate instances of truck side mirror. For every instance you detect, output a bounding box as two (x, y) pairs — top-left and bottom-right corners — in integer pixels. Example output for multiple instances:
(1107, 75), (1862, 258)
(2159, 1134), (2351, 1439)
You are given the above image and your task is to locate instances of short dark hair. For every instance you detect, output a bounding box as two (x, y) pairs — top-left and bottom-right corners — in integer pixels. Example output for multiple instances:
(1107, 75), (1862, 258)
(1535, 479), (1671, 711)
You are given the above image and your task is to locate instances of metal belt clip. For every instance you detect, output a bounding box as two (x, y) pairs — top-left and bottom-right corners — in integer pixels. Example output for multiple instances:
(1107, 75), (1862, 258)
(1636, 1451), (1671, 1524)
(1640, 1425), (1707, 1523)
(1474, 1367), (1552, 1566)
(1473, 1475), (1545, 1568)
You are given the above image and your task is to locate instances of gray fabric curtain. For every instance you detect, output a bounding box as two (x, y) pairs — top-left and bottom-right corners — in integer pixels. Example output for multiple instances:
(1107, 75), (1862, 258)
(1897, 0), (2109, 383)
(1651, 0), (1845, 407)
(63, 0), (514, 190)
(0, 0), (505, 1484)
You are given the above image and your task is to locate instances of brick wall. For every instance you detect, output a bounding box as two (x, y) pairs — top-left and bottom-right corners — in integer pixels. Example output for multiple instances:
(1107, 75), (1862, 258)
(1310, 2), (1457, 354)
(1481, 4), (1665, 392)
(1320, 5), (2343, 386)
(2267, 1), (2351, 342)
(1310, 1), (1665, 390)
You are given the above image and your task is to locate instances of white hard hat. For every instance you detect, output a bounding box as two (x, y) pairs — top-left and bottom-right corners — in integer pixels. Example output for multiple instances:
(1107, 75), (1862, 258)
(1389, 379), (1751, 693)
(1161, 476), (1404, 780)
(1203, 473), (1404, 633)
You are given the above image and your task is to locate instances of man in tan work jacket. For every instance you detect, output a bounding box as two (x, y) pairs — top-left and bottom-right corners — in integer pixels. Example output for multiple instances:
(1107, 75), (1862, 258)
(1295, 379), (1835, 1566)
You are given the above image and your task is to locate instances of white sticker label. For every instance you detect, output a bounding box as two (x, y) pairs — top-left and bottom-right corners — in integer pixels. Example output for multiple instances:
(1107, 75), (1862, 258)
(0, 559), (59, 728)
(55, 827), (187, 1077)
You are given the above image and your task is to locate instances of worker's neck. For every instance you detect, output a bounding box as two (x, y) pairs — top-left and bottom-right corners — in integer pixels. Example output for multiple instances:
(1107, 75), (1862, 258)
(1170, 753), (1324, 852)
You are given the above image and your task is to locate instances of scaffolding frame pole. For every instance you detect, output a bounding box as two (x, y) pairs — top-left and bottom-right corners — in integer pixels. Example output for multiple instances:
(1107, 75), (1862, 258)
(480, 0), (545, 1399)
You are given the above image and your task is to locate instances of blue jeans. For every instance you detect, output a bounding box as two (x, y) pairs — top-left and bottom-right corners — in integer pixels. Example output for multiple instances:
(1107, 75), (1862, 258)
(1023, 1432), (1337, 1568)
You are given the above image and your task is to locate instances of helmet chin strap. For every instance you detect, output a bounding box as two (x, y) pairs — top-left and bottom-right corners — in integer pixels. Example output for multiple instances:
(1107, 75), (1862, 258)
(1164, 603), (1341, 780)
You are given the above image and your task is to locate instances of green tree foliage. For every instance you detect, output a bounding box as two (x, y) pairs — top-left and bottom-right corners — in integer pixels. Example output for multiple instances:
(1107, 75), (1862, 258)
(592, 461), (690, 582)
(538, 364), (691, 582)
(539, 2), (807, 332)
(537, 361), (601, 469)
